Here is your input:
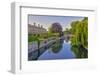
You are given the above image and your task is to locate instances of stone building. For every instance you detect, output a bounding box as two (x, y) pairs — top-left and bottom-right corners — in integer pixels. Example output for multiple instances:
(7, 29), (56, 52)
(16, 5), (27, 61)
(28, 23), (47, 36)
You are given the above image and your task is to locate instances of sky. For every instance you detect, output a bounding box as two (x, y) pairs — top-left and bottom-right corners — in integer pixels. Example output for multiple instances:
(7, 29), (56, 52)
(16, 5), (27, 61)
(28, 15), (84, 31)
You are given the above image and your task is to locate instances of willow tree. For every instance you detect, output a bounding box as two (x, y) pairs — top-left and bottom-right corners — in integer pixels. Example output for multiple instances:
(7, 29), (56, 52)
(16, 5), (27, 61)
(71, 17), (88, 48)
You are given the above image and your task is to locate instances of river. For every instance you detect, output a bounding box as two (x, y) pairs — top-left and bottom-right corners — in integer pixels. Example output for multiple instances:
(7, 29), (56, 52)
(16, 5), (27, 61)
(28, 39), (88, 61)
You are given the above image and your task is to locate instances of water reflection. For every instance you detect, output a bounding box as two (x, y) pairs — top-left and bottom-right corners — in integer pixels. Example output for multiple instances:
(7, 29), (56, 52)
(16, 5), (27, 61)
(51, 39), (63, 53)
(28, 39), (64, 60)
(28, 38), (88, 61)
(71, 44), (88, 58)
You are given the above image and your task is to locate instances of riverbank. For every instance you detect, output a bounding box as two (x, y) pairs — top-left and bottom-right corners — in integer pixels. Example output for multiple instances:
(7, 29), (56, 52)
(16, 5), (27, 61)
(28, 37), (63, 53)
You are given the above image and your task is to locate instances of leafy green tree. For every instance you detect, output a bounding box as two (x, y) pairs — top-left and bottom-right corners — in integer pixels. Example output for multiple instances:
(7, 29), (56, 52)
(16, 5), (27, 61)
(70, 17), (88, 48)
(48, 22), (63, 37)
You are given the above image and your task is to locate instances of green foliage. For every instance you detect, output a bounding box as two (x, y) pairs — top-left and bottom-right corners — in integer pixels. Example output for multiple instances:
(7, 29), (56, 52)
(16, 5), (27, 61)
(71, 45), (88, 58)
(51, 39), (63, 53)
(48, 26), (52, 33)
(48, 26), (60, 37)
(70, 17), (88, 48)
(48, 23), (63, 37)
(28, 34), (39, 42)
(47, 32), (53, 37)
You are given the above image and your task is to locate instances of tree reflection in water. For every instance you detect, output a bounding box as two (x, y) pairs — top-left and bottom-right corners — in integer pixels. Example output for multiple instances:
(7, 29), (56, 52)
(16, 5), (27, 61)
(28, 38), (88, 61)
(51, 39), (63, 53)
(28, 39), (64, 60)
(71, 44), (88, 58)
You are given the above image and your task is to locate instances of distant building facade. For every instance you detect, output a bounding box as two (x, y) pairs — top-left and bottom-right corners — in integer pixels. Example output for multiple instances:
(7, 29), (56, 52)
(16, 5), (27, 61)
(28, 23), (47, 35)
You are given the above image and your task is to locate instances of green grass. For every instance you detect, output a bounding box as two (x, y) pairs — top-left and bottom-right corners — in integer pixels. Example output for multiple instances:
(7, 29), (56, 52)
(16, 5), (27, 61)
(28, 35), (39, 42)
(28, 32), (60, 43)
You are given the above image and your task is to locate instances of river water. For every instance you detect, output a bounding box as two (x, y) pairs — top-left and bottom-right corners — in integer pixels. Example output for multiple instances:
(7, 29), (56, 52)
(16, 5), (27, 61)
(28, 39), (88, 61)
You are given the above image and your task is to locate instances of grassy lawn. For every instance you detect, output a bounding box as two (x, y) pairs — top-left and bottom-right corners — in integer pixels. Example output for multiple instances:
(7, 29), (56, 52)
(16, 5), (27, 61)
(28, 33), (60, 43)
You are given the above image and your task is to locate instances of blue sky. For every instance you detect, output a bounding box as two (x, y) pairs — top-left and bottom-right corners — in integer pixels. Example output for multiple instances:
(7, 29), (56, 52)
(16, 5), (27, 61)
(28, 15), (84, 31)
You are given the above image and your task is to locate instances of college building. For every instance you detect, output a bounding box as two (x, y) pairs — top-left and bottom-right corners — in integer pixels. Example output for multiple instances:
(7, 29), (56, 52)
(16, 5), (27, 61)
(28, 23), (47, 36)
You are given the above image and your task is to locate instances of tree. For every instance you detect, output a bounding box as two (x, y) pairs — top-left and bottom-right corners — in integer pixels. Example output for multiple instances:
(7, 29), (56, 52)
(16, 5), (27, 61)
(48, 22), (63, 37)
(70, 17), (88, 48)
